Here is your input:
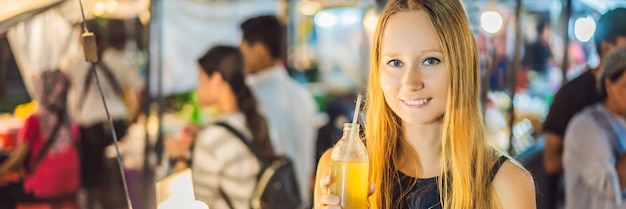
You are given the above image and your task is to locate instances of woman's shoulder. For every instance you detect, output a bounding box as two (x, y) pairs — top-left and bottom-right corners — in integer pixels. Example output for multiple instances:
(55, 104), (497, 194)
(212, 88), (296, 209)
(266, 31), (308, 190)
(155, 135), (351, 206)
(491, 159), (536, 209)
(197, 120), (250, 147)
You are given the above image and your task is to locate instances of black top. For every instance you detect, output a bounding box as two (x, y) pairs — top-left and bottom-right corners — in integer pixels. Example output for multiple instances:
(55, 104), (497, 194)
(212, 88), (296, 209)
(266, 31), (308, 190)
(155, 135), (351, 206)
(543, 70), (600, 137)
(522, 42), (553, 74)
(394, 156), (508, 209)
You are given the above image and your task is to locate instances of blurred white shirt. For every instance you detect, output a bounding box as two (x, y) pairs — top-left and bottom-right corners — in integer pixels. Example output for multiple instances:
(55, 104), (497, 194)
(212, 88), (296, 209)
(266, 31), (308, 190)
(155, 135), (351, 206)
(246, 64), (318, 202)
(65, 48), (144, 126)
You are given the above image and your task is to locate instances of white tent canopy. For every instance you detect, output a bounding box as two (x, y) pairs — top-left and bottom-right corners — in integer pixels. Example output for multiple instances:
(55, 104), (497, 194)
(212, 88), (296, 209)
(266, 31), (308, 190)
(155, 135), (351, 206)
(1, 0), (278, 97)
(1, 0), (148, 98)
(154, 0), (278, 95)
(0, 0), (64, 34)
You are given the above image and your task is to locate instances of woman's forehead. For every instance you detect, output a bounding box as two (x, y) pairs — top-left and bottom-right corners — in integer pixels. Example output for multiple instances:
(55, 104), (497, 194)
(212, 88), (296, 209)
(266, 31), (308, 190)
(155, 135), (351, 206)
(380, 11), (442, 56)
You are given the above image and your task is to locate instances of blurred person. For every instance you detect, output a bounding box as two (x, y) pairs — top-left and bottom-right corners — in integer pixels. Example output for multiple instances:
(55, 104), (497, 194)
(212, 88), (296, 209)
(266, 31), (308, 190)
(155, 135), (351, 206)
(543, 8), (626, 209)
(563, 46), (626, 209)
(65, 19), (144, 209)
(543, 7), (626, 176)
(167, 46), (275, 208)
(239, 15), (318, 202)
(0, 70), (80, 209)
(314, 0), (535, 208)
(523, 21), (556, 76)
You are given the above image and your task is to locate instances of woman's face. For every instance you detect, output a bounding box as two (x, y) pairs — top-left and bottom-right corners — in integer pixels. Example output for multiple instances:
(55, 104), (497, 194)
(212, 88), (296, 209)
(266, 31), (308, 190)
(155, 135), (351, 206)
(606, 72), (626, 116)
(379, 11), (449, 126)
(197, 68), (221, 106)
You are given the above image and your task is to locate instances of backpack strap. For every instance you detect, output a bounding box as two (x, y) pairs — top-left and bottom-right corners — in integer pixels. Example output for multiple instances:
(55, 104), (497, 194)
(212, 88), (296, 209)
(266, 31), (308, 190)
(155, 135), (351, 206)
(214, 122), (263, 164)
(78, 62), (125, 112)
(214, 122), (261, 209)
(217, 186), (235, 209)
(29, 113), (65, 171)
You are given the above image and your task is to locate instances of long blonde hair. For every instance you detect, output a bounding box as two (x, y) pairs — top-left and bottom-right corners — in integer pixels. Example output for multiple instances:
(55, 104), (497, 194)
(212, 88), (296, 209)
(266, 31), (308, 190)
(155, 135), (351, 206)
(365, 0), (498, 208)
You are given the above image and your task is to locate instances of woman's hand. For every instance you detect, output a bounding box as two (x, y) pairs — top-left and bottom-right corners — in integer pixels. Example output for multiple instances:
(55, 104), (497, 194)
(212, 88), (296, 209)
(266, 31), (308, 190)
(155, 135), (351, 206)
(316, 174), (375, 209)
(164, 138), (191, 158)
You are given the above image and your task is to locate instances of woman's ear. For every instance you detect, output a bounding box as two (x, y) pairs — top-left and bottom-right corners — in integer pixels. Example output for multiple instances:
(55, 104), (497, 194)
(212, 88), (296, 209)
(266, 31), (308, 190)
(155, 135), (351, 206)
(209, 71), (224, 84)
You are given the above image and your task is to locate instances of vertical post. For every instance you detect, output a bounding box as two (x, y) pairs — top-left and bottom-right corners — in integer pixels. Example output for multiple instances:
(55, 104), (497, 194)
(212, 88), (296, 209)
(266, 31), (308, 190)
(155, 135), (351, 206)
(560, 0), (572, 84)
(508, 0), (523, 155)
(143, 0), (162, 208)
(0, 39), (7, 101)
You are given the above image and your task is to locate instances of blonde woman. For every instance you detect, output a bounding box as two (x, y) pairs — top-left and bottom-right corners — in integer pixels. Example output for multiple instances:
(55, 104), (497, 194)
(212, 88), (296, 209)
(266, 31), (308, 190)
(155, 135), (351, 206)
(314, 0), (536, 208)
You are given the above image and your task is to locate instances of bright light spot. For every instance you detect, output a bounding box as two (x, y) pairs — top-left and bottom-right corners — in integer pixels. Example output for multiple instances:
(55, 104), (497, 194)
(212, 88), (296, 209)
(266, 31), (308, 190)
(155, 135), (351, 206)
(314, 11), (337, 28)
(93, 2), (106, 17)
(298, 0), (322, 16)
(105, 0), (119, 14)
(480, 11), (503, 34)
(339, 10), (361, 25)
(574, 17), (596, 42)
(363, 9), (379, 34)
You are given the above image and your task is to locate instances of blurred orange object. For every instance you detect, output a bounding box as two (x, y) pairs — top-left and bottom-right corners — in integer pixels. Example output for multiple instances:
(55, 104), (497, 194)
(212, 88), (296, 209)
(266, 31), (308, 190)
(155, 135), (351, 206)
(0, 130), (17, 151)
(0, 170), (23, 186)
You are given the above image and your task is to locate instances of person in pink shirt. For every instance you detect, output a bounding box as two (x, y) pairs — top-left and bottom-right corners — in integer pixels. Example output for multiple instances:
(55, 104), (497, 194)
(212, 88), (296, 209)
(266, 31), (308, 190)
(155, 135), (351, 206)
(0, 70), (81, 209)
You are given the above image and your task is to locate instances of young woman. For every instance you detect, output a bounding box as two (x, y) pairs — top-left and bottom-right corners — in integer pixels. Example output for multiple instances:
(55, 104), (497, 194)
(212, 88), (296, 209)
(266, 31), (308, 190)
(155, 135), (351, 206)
(314, 0), (536, 208)
(173, 46), (275, 208)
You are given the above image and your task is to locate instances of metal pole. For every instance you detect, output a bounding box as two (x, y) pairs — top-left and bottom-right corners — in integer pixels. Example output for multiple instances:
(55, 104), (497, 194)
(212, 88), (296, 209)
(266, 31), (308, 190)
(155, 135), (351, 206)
(560, 0), (572, 84)
(508, 0), (523, 155)
(143, 0), (162, 208)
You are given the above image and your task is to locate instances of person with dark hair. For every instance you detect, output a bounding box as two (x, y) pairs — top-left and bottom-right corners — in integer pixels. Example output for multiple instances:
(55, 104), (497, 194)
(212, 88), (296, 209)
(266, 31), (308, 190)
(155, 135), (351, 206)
(543, 8), (626, 208)
(169, 45), (275, 208)
(563, 46), (626, 209)
(522, 20), (555, 75)
(544, 8), (626, 175)
(240, 15), (318, 202)
(65, 19), (144, 209)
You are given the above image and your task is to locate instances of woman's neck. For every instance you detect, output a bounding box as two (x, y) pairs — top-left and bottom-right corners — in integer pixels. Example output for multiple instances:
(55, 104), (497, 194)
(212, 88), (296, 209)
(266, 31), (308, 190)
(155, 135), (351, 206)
(218, 88), (239, 114)
(399, 120), (443, 178)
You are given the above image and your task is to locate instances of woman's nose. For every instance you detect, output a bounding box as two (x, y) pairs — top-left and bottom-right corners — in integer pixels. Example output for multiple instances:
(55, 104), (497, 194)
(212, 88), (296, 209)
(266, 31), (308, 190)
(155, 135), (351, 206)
(402, 67), (424, 91)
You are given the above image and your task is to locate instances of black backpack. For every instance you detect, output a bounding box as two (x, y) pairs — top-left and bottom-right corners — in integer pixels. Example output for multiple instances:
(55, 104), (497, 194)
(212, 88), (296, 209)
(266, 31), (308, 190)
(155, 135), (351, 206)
(215, 122), (302, 209)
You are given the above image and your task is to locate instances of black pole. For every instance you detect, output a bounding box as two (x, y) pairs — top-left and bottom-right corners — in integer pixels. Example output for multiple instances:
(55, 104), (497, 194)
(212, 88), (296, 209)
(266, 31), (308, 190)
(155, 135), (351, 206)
(143, 0), (162, 208)
(560, 0), (572, 85)
(508, 0), (523, 155)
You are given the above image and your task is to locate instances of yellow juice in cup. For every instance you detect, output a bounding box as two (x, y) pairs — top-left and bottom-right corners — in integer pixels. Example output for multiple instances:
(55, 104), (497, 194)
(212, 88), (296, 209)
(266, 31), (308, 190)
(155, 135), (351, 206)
(330, 160), (368, 209)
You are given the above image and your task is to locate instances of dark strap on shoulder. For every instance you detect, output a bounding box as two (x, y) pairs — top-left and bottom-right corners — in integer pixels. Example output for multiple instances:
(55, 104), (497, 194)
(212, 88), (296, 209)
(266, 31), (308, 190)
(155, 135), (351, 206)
(214, 122), (263, 163)
(218, 187), (235, 209)
(30, 113), (65, 171)
(489, 156), (508, 182)
(79, 62), (125, 112)
(214, 122), (261, 209)
(97, 62), (125, 98)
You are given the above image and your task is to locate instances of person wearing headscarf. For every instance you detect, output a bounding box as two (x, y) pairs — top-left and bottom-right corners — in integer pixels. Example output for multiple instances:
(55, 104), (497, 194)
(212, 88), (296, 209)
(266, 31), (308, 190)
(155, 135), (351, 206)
(0, 70), (81, 208)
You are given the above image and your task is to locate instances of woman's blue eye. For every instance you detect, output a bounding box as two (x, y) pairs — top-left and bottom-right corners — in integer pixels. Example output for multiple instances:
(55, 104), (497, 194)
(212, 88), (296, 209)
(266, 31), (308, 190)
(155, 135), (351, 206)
(387, 60), (403, 67)
(423, 58), (441, 66)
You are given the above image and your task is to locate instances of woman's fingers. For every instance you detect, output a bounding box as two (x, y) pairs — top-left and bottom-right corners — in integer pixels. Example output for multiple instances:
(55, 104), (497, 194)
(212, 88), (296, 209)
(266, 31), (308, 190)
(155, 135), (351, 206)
(319, 194), (341, 205)
(368, 183), (376, 196)
(319, 206), (341, 209)
(317, 175), (342, 209)
(320, 175), (332, 192)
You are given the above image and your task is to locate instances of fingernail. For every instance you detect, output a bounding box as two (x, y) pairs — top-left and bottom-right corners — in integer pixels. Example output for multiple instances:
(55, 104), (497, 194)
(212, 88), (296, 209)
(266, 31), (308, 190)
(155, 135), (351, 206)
(330, 196), (340, 204)
(324, 175), (331, 181)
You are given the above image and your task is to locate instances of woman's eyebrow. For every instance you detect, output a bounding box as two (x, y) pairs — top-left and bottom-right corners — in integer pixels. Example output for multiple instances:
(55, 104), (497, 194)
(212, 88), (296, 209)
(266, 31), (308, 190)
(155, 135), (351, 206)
(381, 49), (443, 57)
